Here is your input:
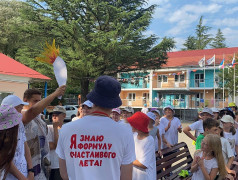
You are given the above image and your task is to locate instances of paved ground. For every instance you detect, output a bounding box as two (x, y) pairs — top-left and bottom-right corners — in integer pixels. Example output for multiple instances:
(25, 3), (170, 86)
(179, 121), (196, 157)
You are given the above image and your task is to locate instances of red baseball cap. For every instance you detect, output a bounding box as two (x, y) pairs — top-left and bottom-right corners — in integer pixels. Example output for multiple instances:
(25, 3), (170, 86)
(127, 112), (149, 133)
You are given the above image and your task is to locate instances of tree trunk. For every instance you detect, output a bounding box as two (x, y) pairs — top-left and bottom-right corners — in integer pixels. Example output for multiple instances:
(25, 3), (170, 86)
(80, 79), (90, 103)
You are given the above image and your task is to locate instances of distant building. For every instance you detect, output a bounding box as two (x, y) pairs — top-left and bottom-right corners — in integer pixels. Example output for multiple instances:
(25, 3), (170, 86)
(0, 53), (50, 102)
(119, 47), (238, 117)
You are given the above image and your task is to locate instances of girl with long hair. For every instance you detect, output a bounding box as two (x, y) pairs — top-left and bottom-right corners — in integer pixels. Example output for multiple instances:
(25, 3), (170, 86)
(0, 105), (23, 179)
(191, 134), (227, 180)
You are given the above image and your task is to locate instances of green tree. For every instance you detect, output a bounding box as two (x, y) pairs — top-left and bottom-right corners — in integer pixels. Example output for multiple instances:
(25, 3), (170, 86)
(210, 28), (227, 49)
(0, 0), (27, 58)
(195, 16), (212, 49)
(17, 0), (175, 101)
(182, 35), (197, 50)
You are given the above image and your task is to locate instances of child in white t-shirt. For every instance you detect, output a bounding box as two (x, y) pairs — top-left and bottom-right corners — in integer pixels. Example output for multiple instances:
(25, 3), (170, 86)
(183, 107), (213, 142)
(127, 112), (156, 180)
(160, 106), (182, 149)
(191, 134), (226, 180)
(220, 115), (238, 155)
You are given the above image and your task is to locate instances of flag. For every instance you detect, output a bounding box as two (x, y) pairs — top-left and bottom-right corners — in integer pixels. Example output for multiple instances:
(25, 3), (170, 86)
(198, 56), (205, 67)
(219, 59), (224, 69)
(232, 54), (236, 68)
(207, 55), (215, 65)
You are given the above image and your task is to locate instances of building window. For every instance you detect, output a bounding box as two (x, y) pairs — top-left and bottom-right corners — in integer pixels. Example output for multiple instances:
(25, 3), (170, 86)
(128, 93), (136, 101)
(175, 74), (185, 82)
(162, 75), (168, 82)
(158, 75), (162, 82)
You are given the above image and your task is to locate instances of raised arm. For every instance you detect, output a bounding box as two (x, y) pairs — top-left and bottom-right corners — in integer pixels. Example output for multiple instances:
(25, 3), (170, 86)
(22, 85), (66, 125)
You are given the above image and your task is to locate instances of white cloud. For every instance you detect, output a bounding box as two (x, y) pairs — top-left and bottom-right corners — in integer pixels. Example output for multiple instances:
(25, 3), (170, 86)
(225, 6), (238, 14)
(222, 28), (238, 47)
(213, 18), (238, 27)
(165, 3), (222, 36)
(143, 30), (156, 37)
(172, 37), (186, 51)
(210, 0), (238, 4)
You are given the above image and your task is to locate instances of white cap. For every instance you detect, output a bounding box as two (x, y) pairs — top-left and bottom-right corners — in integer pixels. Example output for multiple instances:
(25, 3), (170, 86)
(201, 107), (213, 116)
(52, 106), (66, 114)
(82, 100), (93, 108)
(211, 107), (219, 113)
(1, 95), (29, 107)
(122, 106), (134, 114)
(146, 112), (156, 121)
(112, 108), (121, 115)
(220, 115), (235, 124)
(163, 105), (175, 114)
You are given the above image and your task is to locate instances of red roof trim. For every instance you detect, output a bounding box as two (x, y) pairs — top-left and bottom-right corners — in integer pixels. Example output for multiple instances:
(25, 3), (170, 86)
(163, 47), (238, 68)
(0, 53), (51, 80)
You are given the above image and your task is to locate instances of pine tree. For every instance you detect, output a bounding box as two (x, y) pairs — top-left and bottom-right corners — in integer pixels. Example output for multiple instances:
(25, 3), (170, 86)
(16, 0), (175, 101)
(195, 16), (212, 49)
(210, 29), (227, 48)
(182, 36), (197, 50)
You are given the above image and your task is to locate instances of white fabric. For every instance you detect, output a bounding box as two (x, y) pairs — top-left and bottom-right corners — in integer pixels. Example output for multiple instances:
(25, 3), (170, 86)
(192, 151), (218, 180)
(156, 123), (165, 150)
(141, 107), (149, 114)
(133, 135), (156, 180)
(56, 115), (135, 180)
(189, 120), (204, 137)
(47, 125), (60, 169)
(223, 131), (238, 155)
(220, 137), (234, 165)
(72, 117), (80, 121)
(160, 117), (181, 148)
(6, 121), (28, 179)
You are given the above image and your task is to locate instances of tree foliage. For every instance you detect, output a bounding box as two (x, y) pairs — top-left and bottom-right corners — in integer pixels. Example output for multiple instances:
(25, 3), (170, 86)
(182, 36), (197, 50)
(14, 0), (175, 101)
(210, 28), (227, 49)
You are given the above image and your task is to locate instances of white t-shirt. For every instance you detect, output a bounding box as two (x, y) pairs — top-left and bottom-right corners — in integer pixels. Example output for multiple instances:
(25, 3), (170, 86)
(56, 115), (135, 180)
(189, 120), (204, 137)
(220, 137), (234, 165)
(47, 125), (60, 169)
(223, 131), (238, 155)
(160, 117), (181, 148)
(6, 121), (28, 179)
(156, 123), (165, 150)
(192, 151), (218, 180)
(141, 108), (149, 114)
(133, 135), (156, 180)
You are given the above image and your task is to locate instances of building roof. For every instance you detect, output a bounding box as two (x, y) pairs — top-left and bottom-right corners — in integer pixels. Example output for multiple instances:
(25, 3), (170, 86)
(0, 53), (50, 80)
(163, 47), (238, 68)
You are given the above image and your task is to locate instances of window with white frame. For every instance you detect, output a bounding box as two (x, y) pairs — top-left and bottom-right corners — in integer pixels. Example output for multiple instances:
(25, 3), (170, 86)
(128, 93), (136, 101)
(175, 74), (185, 82)
(143, 93), (149, 100)
(162, 75), (168, 82)
(195, 73), (204, 83)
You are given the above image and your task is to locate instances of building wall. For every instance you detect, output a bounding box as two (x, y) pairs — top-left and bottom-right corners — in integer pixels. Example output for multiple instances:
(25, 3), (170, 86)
(120, 90), (149, 107)
(0, 80), (28, 101)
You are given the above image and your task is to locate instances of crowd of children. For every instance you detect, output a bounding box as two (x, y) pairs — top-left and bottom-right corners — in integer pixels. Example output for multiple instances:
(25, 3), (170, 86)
(1, 82), (238, 180)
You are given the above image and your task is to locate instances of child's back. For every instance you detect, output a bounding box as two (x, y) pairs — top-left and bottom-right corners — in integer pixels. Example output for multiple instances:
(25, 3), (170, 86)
(133, 134), (156, 180)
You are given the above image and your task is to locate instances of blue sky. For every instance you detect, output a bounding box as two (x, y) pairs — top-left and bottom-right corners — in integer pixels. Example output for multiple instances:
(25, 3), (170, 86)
(146, 0), (238, 51)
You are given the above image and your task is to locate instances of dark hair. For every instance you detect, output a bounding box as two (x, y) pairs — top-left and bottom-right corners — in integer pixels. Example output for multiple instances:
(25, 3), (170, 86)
(0, 125), (19, 179)
(219, 108), (235, 119)
(230, 126), (236, 135)
(219, 127), (224, 137)
(23, 89), (41, 100)
(203, 118), (219, 131)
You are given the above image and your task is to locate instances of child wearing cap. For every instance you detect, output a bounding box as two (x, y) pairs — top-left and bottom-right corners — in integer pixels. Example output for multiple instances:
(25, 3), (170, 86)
(111, 108), (121, 122)
(220, 115), (238, 155)
(1, 95), (34, 180)
(121, 106), (134, 123)
(211, 107), (219, 121)
(183, 107), (213, 142)
(127, 112), (156, 180)
(47, 106), (66, 180)
(160, 105), (182, 149)
(0, 105), (28, 180)
(146, 112), (162, 156)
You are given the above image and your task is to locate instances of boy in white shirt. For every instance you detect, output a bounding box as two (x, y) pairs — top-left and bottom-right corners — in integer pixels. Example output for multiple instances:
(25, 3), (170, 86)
(183, 107), (213, 141)
(47, 106), (66, 180)
(127, 112), (156, 180)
